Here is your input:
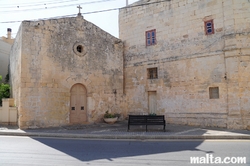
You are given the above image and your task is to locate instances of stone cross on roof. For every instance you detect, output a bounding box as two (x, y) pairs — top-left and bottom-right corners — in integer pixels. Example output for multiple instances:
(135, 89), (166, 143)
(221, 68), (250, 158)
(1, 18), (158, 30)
(77, 5), (82, 16)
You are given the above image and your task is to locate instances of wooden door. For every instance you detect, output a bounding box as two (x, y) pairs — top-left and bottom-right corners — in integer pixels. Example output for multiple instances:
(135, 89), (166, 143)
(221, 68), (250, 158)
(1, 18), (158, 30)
(70, 84), (87, 124)
(148, 91), (156, 114)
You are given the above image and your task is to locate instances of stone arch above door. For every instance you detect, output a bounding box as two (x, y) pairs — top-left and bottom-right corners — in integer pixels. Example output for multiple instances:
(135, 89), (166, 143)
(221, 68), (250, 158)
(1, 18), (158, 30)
(70, 83), (87, 124)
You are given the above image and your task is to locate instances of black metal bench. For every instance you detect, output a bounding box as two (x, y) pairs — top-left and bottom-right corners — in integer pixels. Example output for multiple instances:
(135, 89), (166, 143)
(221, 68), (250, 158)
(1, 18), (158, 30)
(127, 115), (166, 132)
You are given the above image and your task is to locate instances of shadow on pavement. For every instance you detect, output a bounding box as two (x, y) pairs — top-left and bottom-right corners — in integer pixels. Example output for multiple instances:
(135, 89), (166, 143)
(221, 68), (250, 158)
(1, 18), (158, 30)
(32, 137), (209, 162)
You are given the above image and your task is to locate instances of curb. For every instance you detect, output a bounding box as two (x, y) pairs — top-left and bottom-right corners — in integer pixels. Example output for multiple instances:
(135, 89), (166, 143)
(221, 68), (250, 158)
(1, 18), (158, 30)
(1, 132), (250, 140)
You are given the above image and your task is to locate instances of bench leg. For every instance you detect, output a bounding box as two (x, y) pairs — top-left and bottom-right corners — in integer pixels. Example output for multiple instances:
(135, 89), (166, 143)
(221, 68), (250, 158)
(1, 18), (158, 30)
(127, 124), (130, 132)
(163, 124), (166, 132)
(146, 125), (148, 132)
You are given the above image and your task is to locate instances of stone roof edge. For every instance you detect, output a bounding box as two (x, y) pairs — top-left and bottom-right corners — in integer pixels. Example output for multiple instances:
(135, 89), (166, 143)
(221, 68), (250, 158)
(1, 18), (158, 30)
(21, 16), (121, 41)
(120, 0), (171, 11)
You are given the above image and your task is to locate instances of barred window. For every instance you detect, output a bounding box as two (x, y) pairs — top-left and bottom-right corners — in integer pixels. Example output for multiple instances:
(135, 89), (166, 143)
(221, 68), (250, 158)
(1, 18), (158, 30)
(147, 68), (158, 79)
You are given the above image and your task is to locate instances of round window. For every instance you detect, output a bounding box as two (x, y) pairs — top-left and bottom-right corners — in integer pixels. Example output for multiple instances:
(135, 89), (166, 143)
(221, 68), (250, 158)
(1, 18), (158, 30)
(77, 45), (83, 53)
(73, 42), (87, 57)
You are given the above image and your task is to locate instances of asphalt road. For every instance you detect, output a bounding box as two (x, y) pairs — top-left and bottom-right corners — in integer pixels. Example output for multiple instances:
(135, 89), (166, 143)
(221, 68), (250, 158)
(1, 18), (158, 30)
(0, 136), (249, 166)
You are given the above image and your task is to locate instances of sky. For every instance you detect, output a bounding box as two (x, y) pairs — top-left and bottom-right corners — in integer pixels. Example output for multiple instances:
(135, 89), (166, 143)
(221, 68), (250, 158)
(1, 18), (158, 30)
(0, 0), (138, 39)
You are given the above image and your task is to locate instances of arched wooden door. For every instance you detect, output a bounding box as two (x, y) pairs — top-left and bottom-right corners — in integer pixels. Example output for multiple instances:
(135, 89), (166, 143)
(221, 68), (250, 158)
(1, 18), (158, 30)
(70, 84), (87, 124)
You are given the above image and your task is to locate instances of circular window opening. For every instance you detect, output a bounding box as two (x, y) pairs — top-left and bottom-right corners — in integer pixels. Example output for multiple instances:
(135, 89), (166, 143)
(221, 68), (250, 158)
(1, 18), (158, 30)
(73, 42), (87, 57)
(77, 45), (83, 53)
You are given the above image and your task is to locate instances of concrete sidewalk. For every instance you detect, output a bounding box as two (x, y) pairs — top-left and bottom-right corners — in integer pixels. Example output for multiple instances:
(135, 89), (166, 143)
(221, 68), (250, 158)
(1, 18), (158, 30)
(1, 121), (250, 140)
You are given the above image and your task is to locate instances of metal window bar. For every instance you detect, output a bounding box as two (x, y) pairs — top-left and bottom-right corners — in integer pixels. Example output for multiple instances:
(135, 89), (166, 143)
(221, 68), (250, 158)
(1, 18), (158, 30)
(149, 68), (157, 79)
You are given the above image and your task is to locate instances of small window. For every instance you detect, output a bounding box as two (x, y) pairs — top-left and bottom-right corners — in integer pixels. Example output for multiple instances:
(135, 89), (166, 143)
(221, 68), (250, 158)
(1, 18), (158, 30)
(204, 20), (214, 35)
(77, 45), (83, 53)
(146, 29), (156, 46)
(73, 42), (87, 57)
(147, 68), (158, 79)
(209, 87), (219, 99)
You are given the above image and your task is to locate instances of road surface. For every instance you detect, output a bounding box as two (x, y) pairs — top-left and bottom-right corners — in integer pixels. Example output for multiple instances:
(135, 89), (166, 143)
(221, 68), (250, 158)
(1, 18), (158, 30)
(0, 136), (249, 166)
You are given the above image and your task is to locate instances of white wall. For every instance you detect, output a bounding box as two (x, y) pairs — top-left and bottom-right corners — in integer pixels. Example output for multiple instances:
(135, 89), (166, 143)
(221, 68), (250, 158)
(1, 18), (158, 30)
(0, 99), (17, 125)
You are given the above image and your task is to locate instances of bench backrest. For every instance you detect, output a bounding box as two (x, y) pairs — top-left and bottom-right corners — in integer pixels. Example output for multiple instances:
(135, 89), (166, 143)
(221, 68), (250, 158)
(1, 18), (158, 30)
(129, 115), (147, 123)
(129, 115), (165, 124)
(146, 115), (165, 123)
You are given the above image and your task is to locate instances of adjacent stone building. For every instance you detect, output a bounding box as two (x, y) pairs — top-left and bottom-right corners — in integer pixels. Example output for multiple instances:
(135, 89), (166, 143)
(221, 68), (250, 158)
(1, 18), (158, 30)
(1, 28), (15, 45)
(10, 0), (250, 129)
(119, 0), (250, 129)
(0, 40), (11, 83)
(10, 15), (124, 128)
(0, 28), (14, 83)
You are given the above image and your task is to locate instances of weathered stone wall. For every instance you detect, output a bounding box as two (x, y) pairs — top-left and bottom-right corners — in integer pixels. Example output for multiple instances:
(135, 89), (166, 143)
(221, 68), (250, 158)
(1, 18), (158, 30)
(119, 0), (250, 129)
(225, 0), (250, 129)
(10, 25), (22, 112)
(11, 16), (124, 128)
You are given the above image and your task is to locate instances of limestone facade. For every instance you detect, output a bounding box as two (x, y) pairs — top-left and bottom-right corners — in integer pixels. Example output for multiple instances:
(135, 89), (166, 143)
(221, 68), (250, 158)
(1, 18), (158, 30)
(10, 0), (250, 129)
(10, 16), (124, 128)
(119, 0), (250, 129)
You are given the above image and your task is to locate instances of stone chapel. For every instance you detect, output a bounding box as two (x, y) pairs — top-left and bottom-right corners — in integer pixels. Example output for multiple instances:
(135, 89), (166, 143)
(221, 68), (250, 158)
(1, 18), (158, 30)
(10, 14), (125, 128)
(10, 0), (250, 129)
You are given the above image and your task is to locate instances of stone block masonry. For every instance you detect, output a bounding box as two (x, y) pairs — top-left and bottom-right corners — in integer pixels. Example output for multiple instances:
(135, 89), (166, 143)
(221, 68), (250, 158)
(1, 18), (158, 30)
(9, 0), (250, 130)
(10, 16), (124, 128)
(119, 0), (250, 129)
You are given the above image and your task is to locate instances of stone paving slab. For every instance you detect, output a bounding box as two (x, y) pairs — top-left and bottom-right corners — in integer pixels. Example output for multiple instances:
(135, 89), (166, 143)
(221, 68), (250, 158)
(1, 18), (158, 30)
(1, 121), (250, 140)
